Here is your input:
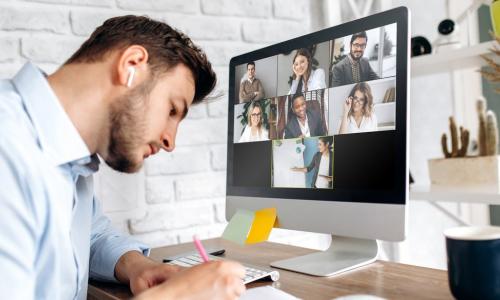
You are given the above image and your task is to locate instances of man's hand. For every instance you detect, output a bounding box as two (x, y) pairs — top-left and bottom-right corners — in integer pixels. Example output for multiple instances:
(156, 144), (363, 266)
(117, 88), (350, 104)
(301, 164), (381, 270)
(134, 260), (246, 300)
(115, 251), (184, 295)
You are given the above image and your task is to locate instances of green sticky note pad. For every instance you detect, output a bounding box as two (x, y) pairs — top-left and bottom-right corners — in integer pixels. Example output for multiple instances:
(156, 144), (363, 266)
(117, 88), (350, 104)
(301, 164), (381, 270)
(222, 209), (255, 245)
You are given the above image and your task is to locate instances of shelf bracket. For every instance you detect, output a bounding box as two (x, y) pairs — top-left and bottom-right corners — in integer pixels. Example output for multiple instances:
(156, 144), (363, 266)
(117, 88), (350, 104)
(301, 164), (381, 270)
(427, 201), (469, 226)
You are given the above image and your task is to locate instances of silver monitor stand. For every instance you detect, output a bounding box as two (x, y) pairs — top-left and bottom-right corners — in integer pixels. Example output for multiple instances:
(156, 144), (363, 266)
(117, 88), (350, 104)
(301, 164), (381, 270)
(270, 235), (379, 276)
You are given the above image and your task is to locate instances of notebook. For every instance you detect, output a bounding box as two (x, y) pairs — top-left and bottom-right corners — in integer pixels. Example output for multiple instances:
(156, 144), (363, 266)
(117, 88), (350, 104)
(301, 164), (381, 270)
(239, 286), (300, 300)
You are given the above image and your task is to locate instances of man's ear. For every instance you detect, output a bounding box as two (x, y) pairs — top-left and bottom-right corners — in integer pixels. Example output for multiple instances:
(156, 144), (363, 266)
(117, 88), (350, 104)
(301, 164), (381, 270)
(117, 45), (149, 88)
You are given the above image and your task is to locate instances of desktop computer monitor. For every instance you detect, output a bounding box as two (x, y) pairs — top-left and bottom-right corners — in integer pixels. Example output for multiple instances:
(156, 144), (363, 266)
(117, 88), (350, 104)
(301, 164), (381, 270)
(226, 7), (409, 276)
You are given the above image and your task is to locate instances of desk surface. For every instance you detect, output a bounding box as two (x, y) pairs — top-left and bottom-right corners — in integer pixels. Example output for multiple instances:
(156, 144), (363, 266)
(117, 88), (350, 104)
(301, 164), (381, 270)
(88, 238), (453, 300)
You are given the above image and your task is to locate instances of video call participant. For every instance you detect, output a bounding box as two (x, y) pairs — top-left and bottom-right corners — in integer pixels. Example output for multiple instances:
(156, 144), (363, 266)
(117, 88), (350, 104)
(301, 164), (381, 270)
(238, 101), (269, 142)
(239, 61), (265, 102)
(331, 31), (379, 87)
(284, 93), (326, 139)
(290, 136), (333, 189)
(338, 82), (378, 134)
(288, 48), (326, 95)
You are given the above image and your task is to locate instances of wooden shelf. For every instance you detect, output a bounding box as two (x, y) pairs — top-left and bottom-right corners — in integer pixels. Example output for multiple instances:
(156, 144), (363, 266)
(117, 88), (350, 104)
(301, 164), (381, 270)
(410, 184), (500, 204)
(411, 41), (495, 77)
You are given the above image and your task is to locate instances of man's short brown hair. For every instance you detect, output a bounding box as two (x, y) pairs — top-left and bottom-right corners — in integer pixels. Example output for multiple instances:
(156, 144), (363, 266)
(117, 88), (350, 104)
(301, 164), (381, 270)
(66, 15), (216, 104)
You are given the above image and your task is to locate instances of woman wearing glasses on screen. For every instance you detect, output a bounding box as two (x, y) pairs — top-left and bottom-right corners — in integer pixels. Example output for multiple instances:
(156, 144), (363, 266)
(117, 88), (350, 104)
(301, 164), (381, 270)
(238, 101), (269, 143)
(288, 48), (326, 95)
(338, 82), (378, 134)
(290, 136), (333, 189)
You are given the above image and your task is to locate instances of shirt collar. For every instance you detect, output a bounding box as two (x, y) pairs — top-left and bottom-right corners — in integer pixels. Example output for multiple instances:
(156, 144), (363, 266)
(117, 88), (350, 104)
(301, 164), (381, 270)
(12, 62), (91, 167)
(298, 114), (309, 130)
(69, 155), (100, 177)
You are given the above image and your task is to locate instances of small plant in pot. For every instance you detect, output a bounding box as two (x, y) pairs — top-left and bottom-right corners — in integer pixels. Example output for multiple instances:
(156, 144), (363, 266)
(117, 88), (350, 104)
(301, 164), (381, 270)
(428, 97), (499, 188)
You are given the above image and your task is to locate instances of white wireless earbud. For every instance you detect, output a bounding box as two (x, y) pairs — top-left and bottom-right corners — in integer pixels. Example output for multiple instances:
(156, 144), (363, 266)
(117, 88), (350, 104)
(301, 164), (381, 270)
(126, 66), (136, 88)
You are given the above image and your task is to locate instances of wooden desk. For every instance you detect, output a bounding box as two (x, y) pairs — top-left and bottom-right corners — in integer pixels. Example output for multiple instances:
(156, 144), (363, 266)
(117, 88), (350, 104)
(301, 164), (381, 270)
(88, 238), (453, 300)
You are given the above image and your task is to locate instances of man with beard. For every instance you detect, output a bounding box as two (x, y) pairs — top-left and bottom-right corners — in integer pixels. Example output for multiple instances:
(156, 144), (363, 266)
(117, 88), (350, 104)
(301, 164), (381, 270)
(330, 31), (379, 87)
(0, 16), (245, 300)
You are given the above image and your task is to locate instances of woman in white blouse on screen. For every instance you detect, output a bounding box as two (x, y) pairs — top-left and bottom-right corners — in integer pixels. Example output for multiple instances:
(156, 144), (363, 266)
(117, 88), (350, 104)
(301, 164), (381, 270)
(238, 101), (269, 143)
(338, 82), (378, 134)
(288, 48), (326, 95)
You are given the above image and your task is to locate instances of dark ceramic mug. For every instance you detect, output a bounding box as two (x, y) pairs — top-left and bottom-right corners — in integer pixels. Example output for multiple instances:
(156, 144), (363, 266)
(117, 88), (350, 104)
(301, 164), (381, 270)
(444, 226), (500, 300)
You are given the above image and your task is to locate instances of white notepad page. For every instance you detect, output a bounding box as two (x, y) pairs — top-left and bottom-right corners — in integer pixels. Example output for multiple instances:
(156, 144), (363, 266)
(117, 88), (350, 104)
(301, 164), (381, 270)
(240, 286), (300, 300)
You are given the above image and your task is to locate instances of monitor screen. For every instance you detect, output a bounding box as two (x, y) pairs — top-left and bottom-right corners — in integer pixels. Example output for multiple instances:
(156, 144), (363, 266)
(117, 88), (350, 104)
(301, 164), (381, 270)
(227, 11), (408, 206)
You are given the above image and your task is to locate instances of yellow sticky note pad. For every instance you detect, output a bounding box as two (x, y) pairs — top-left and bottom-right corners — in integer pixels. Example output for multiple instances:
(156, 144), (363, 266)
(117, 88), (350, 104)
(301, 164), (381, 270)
(245, 208), (277, 244)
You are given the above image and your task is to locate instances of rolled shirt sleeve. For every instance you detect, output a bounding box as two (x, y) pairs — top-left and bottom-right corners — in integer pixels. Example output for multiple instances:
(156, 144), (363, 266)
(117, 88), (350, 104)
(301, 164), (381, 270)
(89, 196), (150, 282)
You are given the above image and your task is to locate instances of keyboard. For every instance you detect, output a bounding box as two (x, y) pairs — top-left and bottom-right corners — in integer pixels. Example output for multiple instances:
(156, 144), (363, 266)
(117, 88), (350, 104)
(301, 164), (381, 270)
(166, 253), (280, 284)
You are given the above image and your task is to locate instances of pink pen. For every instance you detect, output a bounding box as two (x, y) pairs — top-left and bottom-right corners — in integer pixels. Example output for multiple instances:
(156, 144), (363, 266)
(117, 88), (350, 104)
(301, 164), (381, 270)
(193, 235), (210, 263)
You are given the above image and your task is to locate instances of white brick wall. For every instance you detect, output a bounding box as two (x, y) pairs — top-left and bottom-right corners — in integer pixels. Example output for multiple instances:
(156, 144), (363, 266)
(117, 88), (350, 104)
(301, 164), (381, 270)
(0, 0), (321, 248)
(0, 37), (18, 62)
(201, 0), (272, 18)
(0, 5), (70, 33)
(21, 36), (84, 63)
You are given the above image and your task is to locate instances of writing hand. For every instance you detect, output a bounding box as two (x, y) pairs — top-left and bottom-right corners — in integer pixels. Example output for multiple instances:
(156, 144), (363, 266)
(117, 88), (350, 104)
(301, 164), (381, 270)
(134, 261), (246, 300)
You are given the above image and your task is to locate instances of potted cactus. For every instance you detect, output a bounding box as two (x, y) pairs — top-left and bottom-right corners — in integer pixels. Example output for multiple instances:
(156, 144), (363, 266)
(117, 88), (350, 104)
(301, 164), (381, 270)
(440, 116), (469, 158)
(428, 36), (500, 190)
(428, 97), (500, 190)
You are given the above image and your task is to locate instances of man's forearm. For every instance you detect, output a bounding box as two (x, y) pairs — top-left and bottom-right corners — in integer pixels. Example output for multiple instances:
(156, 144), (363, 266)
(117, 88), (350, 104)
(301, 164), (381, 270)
(115, 250), (155, 283)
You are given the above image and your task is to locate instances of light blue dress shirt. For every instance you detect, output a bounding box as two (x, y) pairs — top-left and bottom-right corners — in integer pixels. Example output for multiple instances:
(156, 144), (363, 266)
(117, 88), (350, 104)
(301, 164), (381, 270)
(0, 63), (150, 299)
